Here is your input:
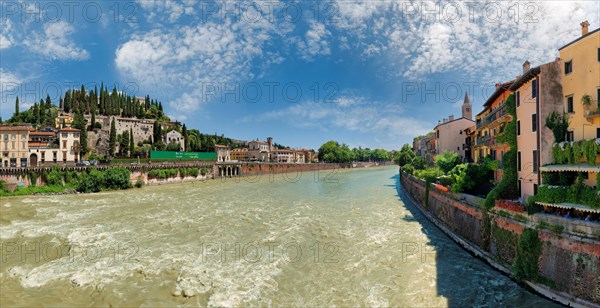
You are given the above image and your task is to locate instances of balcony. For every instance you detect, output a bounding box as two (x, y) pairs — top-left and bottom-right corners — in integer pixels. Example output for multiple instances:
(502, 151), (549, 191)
(476, 102), (509, 128)
(585, 109), (600, 119)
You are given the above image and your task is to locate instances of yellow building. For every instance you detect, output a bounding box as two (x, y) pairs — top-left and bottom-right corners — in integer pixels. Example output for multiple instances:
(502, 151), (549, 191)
(231, 148), (249, 161)
(558, 21), (600, 141)
(0, 125), (32, 168)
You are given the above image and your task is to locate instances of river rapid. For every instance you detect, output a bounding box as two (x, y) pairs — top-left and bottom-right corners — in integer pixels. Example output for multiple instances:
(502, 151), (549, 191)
(0, 166), (557, 307)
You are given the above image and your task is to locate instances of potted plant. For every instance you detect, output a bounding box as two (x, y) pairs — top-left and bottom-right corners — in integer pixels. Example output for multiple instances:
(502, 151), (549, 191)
(582, 94), (593, 116)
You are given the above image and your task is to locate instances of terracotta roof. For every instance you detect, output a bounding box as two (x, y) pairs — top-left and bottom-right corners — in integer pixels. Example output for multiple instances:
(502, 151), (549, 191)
(481, 80), (515, 110)
(59, 127), (81, 132)
(0, 125), (32, 131)
(30, 131), (56, 136)
(214, 144), (230, 148)
(433, 117), (475, 130)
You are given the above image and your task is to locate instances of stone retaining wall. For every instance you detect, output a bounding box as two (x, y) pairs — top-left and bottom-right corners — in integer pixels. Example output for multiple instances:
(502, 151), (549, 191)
(400, 171), (600, 306)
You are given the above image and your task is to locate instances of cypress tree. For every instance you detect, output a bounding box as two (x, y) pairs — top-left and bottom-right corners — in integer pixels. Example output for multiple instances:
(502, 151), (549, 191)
(73, 109), (88, 155)
(129, 128), (134, 157)
(14, 96), (20, 122)
(90, 109), (96, 130)
(109, 118), (117, 157)
(122, 130), (130, 156)
(182, 124), (188, 152)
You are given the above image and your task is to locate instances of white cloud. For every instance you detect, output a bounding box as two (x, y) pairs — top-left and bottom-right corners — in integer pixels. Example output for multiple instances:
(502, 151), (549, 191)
(136, 0), (195, 23)
(240, 95), (431, 139)
(116, 2), (293, 115)
(24, 21), (90, 61)
(297, 21), (331, 60)
(0, 20), (13, 49)
(325, 0), (599, 81)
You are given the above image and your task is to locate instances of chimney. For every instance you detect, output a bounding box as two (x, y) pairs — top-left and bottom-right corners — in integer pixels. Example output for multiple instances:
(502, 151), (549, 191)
(438, 120), (441, 125)
(495, 82), (502, 89)
(449, 115), (454, 121)
(443, 118), (448, 123)
(523, 60), (530, 74)
(581, 20), (590, 36)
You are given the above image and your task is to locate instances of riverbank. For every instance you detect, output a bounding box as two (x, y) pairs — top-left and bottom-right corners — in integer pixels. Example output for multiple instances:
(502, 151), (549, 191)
(399, 170), (600, 307)
(0, 162), (396, 197)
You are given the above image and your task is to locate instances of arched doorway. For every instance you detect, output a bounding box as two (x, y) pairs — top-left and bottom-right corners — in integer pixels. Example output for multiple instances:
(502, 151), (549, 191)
(29, 154), (38, 167)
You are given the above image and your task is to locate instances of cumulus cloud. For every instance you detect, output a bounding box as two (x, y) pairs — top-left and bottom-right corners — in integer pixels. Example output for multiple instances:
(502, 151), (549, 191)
(328, 0), (599, 81)
(116, 2), (292, 115)
(24, 21), (90, 61)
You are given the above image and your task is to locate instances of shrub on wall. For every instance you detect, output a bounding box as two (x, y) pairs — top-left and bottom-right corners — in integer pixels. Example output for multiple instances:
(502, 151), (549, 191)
(513, 228), (541, 281)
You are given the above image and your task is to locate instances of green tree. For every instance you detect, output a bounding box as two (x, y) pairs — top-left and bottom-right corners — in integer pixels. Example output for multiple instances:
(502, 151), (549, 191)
(14, 96), (20, 122)
(129, 128), (135, 157)
(318, 141), (340, 162)
(109, 118), (117, 157)
(121, 131), (130, 156)
(435, 150), (461, 174)
(72, 109), (89, 155)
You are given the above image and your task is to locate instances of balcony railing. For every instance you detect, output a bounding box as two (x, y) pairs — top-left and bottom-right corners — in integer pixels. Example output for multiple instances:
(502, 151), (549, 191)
(476, 102), (509, 128)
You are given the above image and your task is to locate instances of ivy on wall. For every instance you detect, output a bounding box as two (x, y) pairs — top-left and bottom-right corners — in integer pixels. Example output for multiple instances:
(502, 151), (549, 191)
(485, 94), (519, 208)
(513, 228), (542, 281)
(553, 140), (599, 165)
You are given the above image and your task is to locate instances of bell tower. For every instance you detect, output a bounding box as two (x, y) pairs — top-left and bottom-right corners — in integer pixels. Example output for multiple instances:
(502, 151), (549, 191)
(462, 92), (472, 120)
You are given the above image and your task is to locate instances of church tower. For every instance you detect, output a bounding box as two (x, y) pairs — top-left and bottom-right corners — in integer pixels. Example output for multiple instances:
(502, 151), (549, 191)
(462, 92), (472, 120)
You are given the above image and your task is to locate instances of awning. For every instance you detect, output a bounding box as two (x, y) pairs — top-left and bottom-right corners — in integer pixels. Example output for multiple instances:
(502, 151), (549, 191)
(536, 201), (600, 213)
(540, 164), (600, 173)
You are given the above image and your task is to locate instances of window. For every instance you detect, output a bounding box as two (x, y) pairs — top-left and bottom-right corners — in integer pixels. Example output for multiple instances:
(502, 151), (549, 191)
(436, 131), (439, 138)
(565, 60), (573, 74)
(62, 141), (67, 149)
(567, 131), (574, 142)
(598, 48), (600, 61)
(516, 91), (520, 107)
(597, 128), (600, 139)
(534, 184), (538, 195)
(517, 120), (521, 135)
(3, 134), (7, 140)
(11, 134), (15, 139)
(566, 96), (574, 113)
(21, 134), (26, 139)
(597, 88), (600, 109)
(532, 79), (538, 98)
(517, 151), (522, 171)
(518, 180), (522, 195)
(532, 114), (537, 132)
(533, 150), (538, 173)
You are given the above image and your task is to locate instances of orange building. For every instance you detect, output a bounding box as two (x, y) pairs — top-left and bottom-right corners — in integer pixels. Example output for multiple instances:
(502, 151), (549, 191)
(472, 80), (514, 182)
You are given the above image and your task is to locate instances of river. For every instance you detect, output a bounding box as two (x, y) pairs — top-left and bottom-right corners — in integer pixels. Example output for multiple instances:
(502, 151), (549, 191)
(0, 166), (558, 307)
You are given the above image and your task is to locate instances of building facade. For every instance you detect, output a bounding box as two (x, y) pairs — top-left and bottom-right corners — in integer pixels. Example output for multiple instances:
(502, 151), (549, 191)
(164, 130), (185, 151)
(433, 93), (475, 161)
(558, 21), (600, 141)
(215, 145), (231, 162)
(472, 80), (515, 182)
(511, 59), (563, 199)
(0, 125), (31, 168)
(248, 137), (272, 162)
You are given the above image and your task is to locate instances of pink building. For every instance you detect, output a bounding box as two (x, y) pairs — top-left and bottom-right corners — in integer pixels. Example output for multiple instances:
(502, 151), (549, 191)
(511, 60), (563, 199)
(433, 93), (474, 161)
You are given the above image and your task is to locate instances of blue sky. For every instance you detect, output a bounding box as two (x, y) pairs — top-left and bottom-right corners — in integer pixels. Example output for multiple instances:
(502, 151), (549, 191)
(1, 0), (598, 150)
